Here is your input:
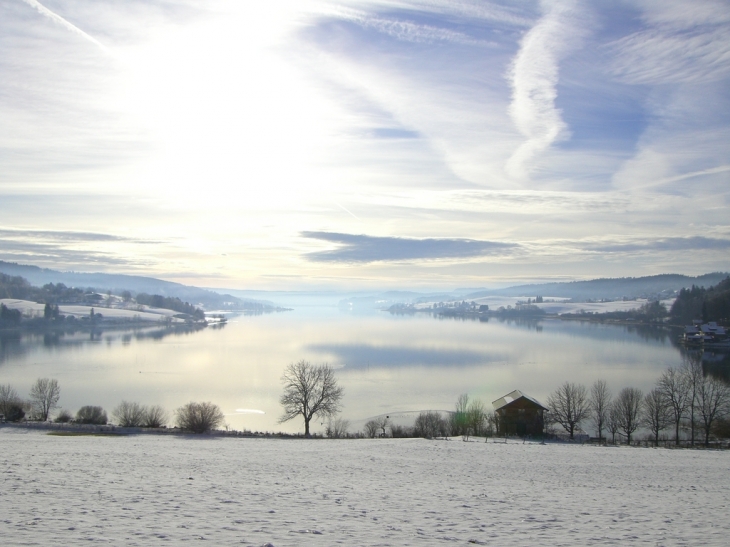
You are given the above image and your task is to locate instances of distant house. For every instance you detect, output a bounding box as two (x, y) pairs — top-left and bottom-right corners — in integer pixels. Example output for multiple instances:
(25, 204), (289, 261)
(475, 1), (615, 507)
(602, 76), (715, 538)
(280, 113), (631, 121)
(492, 390), (548, 437)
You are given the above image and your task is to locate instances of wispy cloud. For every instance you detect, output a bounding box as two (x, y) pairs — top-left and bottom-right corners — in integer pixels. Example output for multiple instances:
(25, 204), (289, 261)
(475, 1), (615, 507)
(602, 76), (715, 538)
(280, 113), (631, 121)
(505, 0), (588, 180)
(334, 8), (494, 46)
(609, 25), (730, 85)
(581, 236), (730, 254)
(302, 232), (519, 263)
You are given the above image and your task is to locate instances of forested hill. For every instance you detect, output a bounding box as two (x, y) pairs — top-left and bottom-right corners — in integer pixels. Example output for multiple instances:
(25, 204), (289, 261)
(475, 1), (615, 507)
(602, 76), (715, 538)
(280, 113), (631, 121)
(669, 277), (730, 324)
(464, 273), (729, 301)
(0, 261), (271, 311)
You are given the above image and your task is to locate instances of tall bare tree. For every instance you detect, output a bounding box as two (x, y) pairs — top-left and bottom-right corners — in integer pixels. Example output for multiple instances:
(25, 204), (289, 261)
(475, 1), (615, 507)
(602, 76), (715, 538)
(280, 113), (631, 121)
(279, 360), (344, 437)
(0, 384), (20, 416)
(643, 388), (672, 446)
(696, 373), (730, 446)
(462, 399), (486, 440)
(590, 379), (612, 441)
(364, 420), (379, 438)
(607, 401), (621, 444)
(657, 367), (691, 445)
(451, 393), (470, 437)
(615, 387), (643, 444)
(680, 353), (703, 445)
(546, 382), (589, 440)
(29, 378), (60, 421)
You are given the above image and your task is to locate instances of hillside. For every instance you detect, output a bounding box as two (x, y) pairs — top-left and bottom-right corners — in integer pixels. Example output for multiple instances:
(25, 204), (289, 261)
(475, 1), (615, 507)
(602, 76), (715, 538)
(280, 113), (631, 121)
(464, 273), (729, 301)
(0, 261), (273, 311)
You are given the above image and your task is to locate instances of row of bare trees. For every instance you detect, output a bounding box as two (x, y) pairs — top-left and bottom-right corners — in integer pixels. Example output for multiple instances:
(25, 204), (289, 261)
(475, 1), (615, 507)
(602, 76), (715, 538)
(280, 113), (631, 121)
(0, 378), (227, 433)
(547, 354), (730, 446)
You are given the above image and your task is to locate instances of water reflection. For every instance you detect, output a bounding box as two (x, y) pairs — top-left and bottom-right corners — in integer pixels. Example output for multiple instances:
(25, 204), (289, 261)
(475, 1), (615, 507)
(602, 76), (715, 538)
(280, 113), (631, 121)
(0, 307), (720, 434)
(308, 343), (507, 368)
(1, 324), (207, 363)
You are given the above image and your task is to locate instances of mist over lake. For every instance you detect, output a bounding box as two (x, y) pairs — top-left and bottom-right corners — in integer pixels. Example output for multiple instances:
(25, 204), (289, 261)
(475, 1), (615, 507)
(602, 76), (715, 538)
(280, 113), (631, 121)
(0, 302), (699, 435)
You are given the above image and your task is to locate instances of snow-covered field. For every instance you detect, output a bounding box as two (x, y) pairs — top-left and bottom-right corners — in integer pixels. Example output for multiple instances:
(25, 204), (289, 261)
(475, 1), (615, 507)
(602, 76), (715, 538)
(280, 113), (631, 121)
(2, 428), (728, 546)
(0, 299), (182, 323)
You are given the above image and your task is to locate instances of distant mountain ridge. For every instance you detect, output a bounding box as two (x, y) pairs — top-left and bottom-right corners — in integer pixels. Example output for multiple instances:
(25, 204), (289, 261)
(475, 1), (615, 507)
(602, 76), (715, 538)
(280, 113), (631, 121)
(464, 273), (729, 301)
(0, 261), (273, 310)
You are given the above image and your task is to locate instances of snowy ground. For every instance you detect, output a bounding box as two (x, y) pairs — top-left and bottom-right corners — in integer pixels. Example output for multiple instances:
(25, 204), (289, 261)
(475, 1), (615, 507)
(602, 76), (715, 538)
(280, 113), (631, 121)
(2, 428), (728, 546)
(0, 299), (183, 323)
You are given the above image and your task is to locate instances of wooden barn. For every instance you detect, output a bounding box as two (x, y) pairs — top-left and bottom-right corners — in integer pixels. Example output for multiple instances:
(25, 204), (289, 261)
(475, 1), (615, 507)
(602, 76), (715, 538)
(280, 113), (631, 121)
(492, 390), (548, 437)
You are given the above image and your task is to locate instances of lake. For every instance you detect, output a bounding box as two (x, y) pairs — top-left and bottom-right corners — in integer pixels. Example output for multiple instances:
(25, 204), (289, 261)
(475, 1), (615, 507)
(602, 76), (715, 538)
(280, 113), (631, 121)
(0, 305), (720, 435)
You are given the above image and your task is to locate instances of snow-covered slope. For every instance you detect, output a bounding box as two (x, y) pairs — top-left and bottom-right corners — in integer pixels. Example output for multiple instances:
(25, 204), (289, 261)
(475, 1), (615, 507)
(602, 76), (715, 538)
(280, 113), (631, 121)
(1, 428), (727, 546)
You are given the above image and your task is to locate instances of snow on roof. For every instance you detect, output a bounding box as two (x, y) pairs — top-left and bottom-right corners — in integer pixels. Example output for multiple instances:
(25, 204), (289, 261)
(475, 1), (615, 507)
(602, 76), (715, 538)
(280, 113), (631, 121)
(492, 389), (548, 411)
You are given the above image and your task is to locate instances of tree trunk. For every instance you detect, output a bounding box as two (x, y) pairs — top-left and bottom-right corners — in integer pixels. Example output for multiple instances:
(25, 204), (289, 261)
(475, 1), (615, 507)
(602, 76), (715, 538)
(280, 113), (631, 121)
(304, 418), (310, 437)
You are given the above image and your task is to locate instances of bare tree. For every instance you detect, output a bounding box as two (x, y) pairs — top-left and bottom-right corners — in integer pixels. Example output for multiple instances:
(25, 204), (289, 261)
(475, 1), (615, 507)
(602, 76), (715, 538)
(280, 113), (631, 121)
(0, 384), (25, 422)
(607, 402), (621, 444)
(696, 373), (730, 446)
(451, 393), (470, 437)
(466, 399), (486, 439)
(590, 379), (612, 441)
(374, 416), (390, 437)
(325, 417), (350, 438)
(643, 388), (672, 446)
(680, 353), (703, 445)
(29, 378), (60, 421)
(112, 401), (147, 427)
(657, 367), (691, 445)
(546, 382), (589, 440)
(614, 387), (643, 445)
(364, 420), (379, 438)
(0, 384), (20, 416)
(143, 405), (168, 428)
(175, 401), (224, 433)
(414, 411), (447, 439)
(278, 360), (344, 437)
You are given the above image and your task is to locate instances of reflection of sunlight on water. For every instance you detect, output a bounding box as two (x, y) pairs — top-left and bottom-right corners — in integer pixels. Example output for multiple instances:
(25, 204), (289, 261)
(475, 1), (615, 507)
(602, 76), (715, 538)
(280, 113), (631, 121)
(0, 308), (695, 434)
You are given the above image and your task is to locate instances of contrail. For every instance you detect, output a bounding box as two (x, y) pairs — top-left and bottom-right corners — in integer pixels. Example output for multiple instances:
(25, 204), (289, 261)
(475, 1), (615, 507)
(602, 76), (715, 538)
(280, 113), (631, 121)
(21, 0), (112, 55)
(331, 200), (362, 221)
(505, 0), (586, 180)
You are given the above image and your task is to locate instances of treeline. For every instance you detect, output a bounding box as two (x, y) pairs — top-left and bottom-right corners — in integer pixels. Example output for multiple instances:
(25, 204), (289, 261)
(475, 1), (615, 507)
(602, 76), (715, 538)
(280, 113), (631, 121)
(135, 293), (205, 320)
(670, 277), (730, 324)
(0, 378), (226, 434)
(0, 273), (86, 303)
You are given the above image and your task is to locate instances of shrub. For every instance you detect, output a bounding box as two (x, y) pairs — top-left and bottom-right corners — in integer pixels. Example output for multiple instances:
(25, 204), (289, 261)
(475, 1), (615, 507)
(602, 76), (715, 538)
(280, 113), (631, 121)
(414, 411), (448, 439)
(325, 417), (350, 438)
(112, 401), (146, 427)
(54, 409), (73, 423)
(175, 402), (224, 433)
(5, 403), (26, 422)
(75, 406), (108, 425)
(143, 405), (168, 428)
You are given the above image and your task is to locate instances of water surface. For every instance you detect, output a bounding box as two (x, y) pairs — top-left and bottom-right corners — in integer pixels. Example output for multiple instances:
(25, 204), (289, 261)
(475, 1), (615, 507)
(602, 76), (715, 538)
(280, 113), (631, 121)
(0, 307), (717, 434)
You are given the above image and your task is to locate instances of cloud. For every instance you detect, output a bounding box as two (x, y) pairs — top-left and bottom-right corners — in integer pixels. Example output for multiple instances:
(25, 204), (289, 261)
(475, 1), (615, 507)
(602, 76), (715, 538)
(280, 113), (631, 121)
(334, 8), (494, 46)
(20, 0), (112, 55)
(0, 228), (134, 243)
(301, 232), (519, 263)
(505, 0), (588, 180)
(609, 25), (730, 85)
(582, 236), (730, 254)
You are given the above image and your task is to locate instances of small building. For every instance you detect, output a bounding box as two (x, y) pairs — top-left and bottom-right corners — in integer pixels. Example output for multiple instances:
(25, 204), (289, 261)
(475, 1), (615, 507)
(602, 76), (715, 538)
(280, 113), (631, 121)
(492, 390), (548, 437)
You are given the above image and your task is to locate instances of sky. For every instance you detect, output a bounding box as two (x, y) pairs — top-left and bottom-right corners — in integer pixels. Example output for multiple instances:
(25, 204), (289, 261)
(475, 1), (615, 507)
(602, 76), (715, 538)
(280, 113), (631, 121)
(1, 0), (729, 291)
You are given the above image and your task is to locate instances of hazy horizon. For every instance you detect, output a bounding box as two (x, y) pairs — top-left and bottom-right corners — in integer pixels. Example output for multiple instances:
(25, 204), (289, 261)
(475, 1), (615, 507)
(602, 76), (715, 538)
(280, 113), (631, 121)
(1, 1), (729, 290)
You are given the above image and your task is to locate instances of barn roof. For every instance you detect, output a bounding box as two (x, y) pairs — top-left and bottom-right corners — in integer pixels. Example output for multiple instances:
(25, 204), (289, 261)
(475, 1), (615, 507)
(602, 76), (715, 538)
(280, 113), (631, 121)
(492, 390), (548, 411)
